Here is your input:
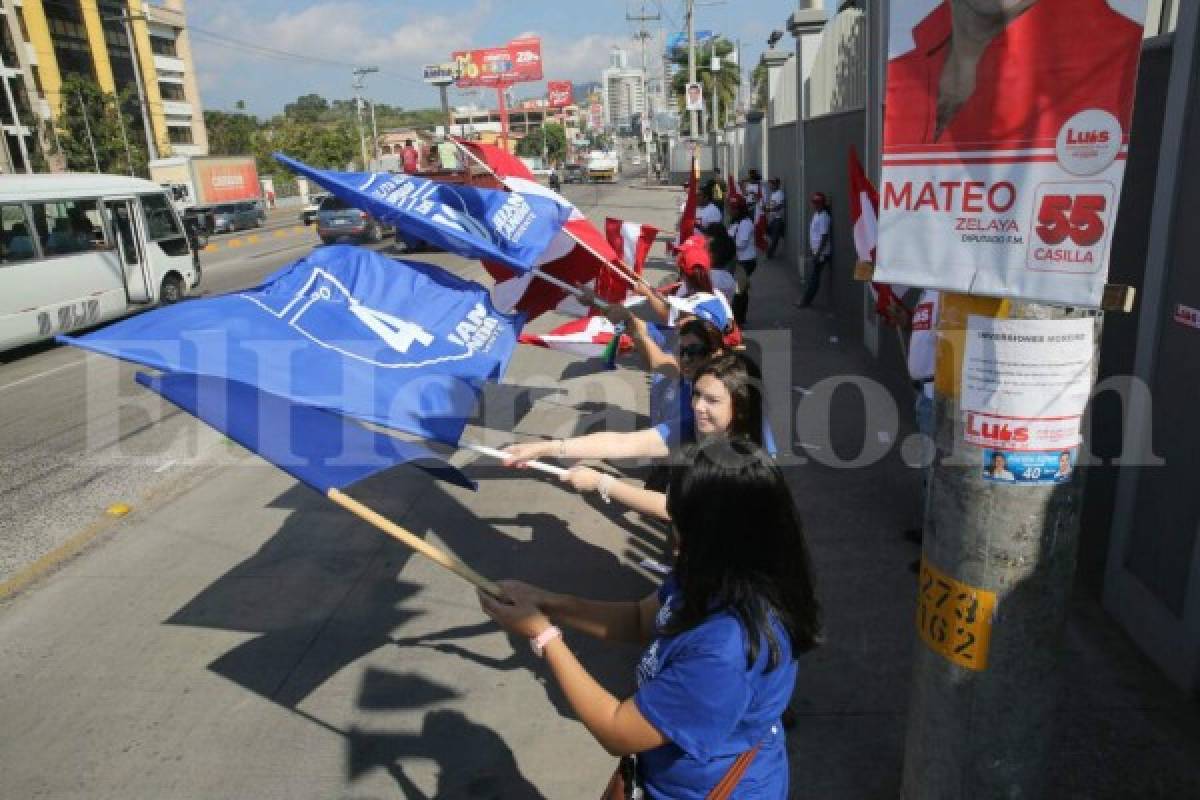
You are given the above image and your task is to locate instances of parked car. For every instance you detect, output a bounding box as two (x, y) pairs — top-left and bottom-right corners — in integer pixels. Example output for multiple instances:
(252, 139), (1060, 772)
(300, 193), (329, 226)
(211, 201), (264, 234)
(316, 195), (391, 244)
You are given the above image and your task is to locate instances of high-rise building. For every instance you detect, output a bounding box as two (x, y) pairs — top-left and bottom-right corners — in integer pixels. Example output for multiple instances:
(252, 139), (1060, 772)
(601, 47), (644, 132)
(0, 0), (207, 173)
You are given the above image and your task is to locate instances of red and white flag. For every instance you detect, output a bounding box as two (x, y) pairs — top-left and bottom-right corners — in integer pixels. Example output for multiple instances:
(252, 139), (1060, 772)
(670, 157), (699, 255)
(605, 218), (658, 276)
(455, 139), (633, 321)
(518, 315), (633, 357)
(849, 145), (909, 325)
(726, 174), (744, 208)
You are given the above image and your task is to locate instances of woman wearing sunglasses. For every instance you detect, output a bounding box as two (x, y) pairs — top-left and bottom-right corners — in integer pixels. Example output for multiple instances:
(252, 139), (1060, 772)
(502, 352), (766, 521)
(480, 438), (822, 799)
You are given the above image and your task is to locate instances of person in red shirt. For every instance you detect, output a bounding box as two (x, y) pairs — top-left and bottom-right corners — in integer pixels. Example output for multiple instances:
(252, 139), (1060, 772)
(884, 0), (1143, 148)
(400, 139), (420, 174)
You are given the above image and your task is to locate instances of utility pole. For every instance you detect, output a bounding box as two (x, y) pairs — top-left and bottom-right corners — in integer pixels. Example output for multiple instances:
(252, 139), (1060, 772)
(114, 95), (135, 175)
(352, 66), (379, 169)
(628, 3), (660, 184)
(104, 10), (157, 162)
(685, 0), (697, 139)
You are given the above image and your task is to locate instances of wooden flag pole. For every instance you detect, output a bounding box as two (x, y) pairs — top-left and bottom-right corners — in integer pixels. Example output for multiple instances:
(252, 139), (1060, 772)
(451, 139), (653, 292)
(326, 488), (503, 599)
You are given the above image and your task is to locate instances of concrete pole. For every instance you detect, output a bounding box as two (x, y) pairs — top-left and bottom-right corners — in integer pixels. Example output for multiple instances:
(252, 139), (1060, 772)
(789, 5), (825, 280)
(369, 99), (379, 164)
(902, 294), (1102, 798)
(439, 84), (452, 137)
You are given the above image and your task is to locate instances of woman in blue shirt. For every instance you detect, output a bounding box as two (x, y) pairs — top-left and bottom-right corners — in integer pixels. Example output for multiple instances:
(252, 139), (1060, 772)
(480, 437), (822, 798)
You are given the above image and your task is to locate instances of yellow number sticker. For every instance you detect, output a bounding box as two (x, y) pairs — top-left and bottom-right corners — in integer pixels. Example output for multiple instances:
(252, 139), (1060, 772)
(915, 558), (997, 671)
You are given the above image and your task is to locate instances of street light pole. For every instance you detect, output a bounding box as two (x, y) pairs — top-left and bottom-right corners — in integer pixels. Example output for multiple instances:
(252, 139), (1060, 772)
(686, 0), (697, 139)
(107, 11), (158, 163)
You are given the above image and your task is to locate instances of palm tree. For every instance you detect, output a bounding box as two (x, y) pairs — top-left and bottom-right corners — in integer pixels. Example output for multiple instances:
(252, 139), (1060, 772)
(670, 37), (741, 129)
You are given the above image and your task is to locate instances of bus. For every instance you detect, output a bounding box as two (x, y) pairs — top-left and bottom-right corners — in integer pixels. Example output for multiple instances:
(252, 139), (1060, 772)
(0, 173), (201, 352)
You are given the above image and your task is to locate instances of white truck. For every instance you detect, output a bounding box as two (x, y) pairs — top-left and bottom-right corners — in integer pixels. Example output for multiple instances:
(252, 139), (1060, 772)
(148, 155), (263, 214)
(586, 150), (620, 183)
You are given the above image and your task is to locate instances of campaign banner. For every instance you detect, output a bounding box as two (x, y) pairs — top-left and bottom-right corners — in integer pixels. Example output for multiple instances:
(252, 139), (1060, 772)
(981, 449), (1076, 486)
(547, 80), (573, 108)
(875, 0), (1148, 308)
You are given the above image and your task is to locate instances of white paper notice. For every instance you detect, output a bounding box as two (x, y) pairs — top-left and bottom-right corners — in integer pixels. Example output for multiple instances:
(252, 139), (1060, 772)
(961, 316), (1094, 451)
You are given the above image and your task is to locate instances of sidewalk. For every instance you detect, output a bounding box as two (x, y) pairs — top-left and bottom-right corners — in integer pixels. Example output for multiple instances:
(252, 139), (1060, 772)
(742, 249), (1200, 798)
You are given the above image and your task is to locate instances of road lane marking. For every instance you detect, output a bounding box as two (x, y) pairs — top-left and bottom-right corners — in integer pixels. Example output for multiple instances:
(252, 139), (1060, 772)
(0, 358), (87, 394)
(227, 238), (244, 248)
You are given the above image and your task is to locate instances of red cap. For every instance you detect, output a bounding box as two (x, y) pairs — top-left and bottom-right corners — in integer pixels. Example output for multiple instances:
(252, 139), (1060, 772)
(676, 233), (712, 277)
(810, 191), (827, 205)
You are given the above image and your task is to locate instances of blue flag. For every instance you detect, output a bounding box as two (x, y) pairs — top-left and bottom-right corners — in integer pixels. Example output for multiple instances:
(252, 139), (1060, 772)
(137, 372), (475, 491)
(62, 245), (521, 447)
(275, 153), (569, 273)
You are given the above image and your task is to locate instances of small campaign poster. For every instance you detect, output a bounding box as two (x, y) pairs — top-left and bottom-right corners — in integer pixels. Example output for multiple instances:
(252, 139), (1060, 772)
(685, 82), (705, 113)
(982, 448), (1076, 485)
(874, 1), (1148, 308)
(961, 316), (1094, 451)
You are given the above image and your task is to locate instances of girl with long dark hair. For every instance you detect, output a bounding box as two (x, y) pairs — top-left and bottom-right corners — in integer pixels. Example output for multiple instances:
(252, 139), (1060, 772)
(480, 437), (822, 798)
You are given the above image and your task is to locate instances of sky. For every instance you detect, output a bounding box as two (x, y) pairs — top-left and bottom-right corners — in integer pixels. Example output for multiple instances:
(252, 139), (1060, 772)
(186, 0), (798, 116)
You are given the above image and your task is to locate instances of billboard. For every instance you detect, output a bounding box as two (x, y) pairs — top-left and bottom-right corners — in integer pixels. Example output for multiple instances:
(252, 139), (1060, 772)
(455, 37), (542, 87)
(422, 63), (459, 84)
(547, 80), (573, 108)
(193, 159), (261, 205)
(873, 0), (1148, 308)
(666, 30), (713, 57)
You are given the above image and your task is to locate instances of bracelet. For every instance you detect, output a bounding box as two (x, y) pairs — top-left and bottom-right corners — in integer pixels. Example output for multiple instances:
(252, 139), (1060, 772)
(597, 474), (615, 504)
(530, 625), (563, 658)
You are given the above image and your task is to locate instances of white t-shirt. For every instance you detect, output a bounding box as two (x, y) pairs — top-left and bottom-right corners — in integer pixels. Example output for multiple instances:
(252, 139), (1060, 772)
(907, 290), (941, 398)
(729, 218), (756, 262)
(767, 189), (786, 221)
(697, 202), (722, 229)
(809, 209), (831, 257)
(745, 182), (762, 209)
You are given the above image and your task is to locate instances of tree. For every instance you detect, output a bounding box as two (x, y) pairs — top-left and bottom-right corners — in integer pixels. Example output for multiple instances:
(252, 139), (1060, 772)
(205, 110), (258, 156)
(670, 37), (741, 127)
(53, 75), (148, 176)
(284, 93), (330, 122)
(516, 123), (567, 165)
(750, 62), (768, 111)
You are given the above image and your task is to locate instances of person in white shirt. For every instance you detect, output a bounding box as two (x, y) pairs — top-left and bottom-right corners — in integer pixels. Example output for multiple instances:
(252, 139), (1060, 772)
(903, 289), (940, 565)
(696, 188), (722, 229)
(764, 177), (786, 259)
(797, 192), (832, 309)
(727, 197), (757, 325)
(701, 223), (738, 309)
(744, 169), (762, 213)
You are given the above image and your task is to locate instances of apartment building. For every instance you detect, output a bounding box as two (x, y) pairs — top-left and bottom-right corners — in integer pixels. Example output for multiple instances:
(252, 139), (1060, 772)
(0, 0), (206, 172)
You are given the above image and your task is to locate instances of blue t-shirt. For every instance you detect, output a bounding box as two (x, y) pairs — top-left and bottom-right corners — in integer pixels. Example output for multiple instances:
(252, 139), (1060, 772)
(634, 576), (796, 799)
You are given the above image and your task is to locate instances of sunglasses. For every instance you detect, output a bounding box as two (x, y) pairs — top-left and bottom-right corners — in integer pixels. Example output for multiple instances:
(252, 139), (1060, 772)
(679, 344), (711, 361)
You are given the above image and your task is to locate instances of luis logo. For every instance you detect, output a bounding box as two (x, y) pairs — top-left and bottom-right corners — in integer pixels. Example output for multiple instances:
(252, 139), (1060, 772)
(1066, 128), (1111, 145)
(966, 413), (1029, 444)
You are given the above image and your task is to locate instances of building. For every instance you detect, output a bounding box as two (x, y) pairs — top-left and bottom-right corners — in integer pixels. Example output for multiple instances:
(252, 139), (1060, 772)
(601, 47), (645, 132)
(442, 103), (582, 149)
(0, 0), (207, 173)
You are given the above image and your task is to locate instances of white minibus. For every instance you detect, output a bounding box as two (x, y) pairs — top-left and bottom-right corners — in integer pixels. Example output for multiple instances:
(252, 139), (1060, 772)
(0, 173), (201, 351)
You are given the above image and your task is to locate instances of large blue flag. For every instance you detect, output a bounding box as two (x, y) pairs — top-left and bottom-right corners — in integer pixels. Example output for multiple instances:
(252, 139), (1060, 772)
(62, 245), (520, 447)
(275, 153), (569, 273)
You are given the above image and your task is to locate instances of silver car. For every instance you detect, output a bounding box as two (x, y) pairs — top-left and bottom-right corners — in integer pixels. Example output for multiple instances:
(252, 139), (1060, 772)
(211, 201), (265, 233)
(316, 195), (390, 244)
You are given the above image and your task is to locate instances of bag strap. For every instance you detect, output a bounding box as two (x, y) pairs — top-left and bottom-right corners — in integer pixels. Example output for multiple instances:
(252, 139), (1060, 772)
(705, 742), (762, 800)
